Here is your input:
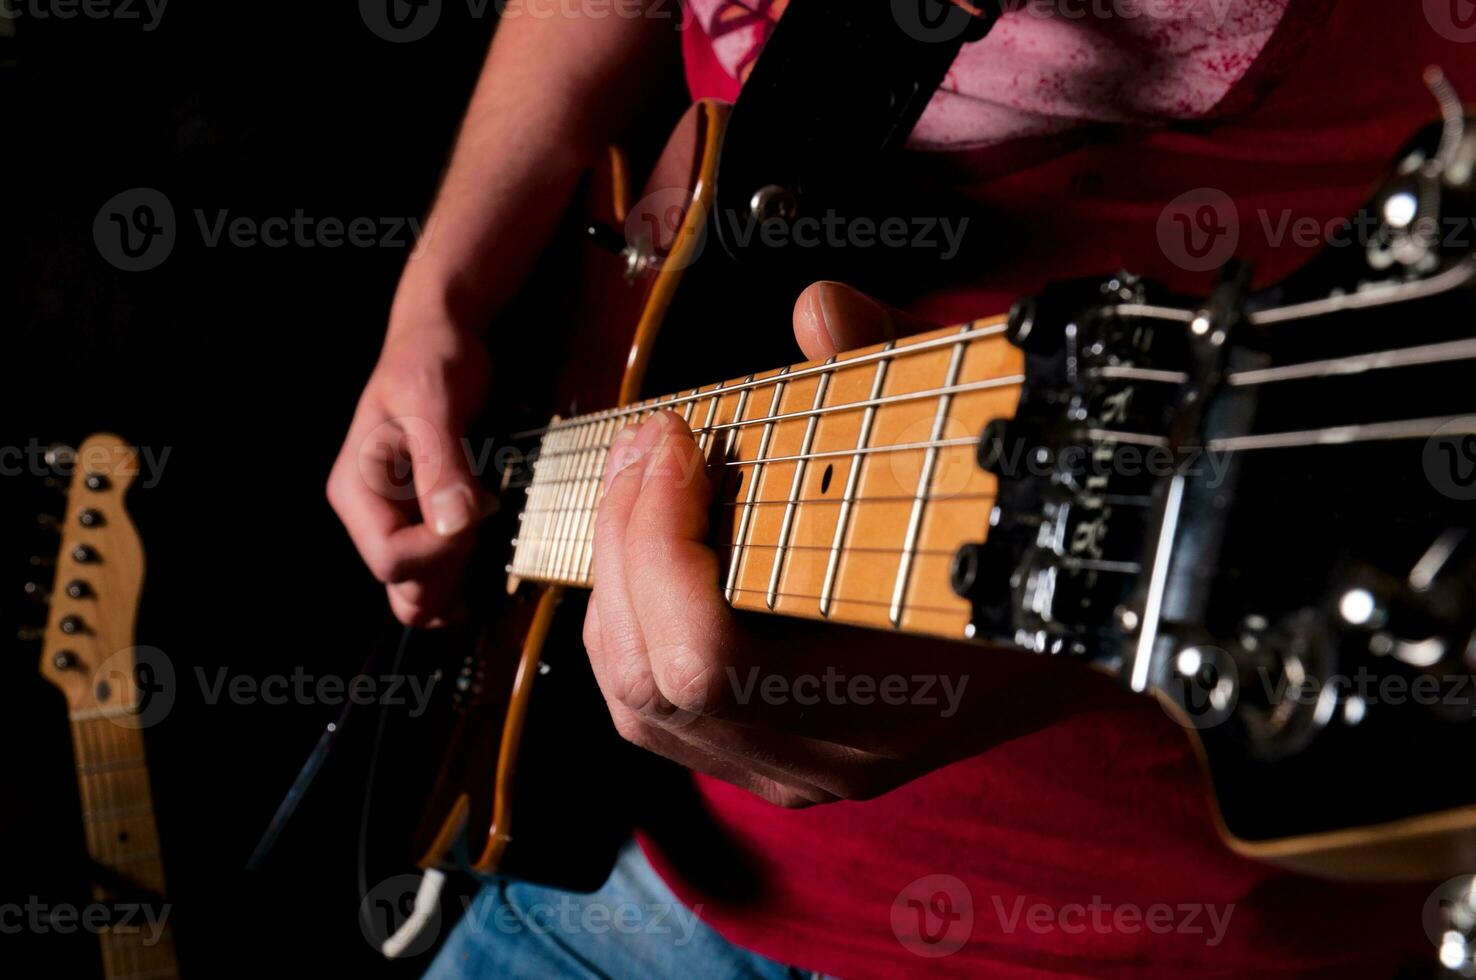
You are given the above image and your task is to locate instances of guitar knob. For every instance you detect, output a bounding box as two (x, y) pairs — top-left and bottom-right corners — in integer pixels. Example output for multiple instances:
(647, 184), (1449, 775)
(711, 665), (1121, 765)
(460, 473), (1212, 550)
(72, 544), (98, 563)
(78, 509), (104, 528)
(59, 615), (85, 635)
(53, 650), (79, 671)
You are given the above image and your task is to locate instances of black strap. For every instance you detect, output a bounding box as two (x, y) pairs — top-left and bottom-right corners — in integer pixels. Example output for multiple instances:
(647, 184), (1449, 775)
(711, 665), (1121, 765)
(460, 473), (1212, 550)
(713, 0), (1000, 269)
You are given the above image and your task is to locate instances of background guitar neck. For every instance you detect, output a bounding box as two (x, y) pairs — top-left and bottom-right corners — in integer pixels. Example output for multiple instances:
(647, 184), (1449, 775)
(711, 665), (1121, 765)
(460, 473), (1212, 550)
(508, 317), (1021, 640)
(38, 434), (179, 980)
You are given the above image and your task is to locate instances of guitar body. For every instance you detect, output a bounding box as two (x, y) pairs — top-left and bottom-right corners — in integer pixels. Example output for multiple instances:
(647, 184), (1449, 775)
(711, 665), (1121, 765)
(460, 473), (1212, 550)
(414, 97), (1476, 891)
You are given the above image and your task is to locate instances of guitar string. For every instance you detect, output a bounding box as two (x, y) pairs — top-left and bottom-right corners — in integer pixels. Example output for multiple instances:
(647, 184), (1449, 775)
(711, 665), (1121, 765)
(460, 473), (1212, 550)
(511, 321), (1012, 439)
(528, 373), (1026, 462)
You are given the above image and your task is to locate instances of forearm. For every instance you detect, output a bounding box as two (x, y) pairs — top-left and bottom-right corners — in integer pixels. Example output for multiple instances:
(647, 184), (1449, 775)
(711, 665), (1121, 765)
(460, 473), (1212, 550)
(392, 5), (680, 339)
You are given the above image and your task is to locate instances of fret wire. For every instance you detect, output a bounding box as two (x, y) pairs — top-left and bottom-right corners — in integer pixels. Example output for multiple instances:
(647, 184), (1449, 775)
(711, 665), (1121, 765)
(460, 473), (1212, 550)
(534, 425), (570, 576)
(523, 428), (555, 576)
(719, 541), (957, 555)
(526, 436), (982, 489)
(567, 420), (603, 581)
(890, 329), (970, 628)
(728, 584), (962, 615)
(551, 422), (591, 582)
(681, 386), (698, 425)
(552, 424), (585, 578)
(522, 490), (996, 514)
(567, 417), (607, 584)
(697, 379), (725, 456)
(821, 342), (893, 618)
(531, 374), (1024, 461)
(726, 370), (789, 602)
(722, 377), (755, 465)
(513, 321), (1008, 438)
(767, 359), (834, 609)
(578, 415), (619, 583)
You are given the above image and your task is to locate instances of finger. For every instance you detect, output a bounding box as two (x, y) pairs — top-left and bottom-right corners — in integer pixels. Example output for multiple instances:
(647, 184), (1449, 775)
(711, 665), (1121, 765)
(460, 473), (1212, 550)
(620, 412), (739, 720)
(402, 412), (485, 539)
(588, 420), (670, 718)
(791, 281), (936, 360)
(328, 425), (472, 585)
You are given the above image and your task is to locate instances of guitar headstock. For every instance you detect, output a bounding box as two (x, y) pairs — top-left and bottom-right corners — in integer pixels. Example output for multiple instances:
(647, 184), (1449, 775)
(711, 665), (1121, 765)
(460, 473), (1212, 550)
(35, 434), (148, 720)
(949, 80), (1476, 856)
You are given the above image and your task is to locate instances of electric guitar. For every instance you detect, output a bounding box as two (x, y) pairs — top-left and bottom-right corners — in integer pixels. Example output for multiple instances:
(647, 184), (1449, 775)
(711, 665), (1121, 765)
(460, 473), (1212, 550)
(413, 84), (1476, 890)
(34, 435), (178, 980)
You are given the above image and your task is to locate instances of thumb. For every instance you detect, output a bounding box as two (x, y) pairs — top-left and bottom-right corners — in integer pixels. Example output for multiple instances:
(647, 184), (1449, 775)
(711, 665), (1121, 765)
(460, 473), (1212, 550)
(404, 414), (481, 538)
(791, 281), (933, 360)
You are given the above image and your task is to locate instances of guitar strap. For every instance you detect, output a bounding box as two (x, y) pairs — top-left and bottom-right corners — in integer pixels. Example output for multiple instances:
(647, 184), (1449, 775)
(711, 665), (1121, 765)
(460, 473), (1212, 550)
(712, 0), (1001, 274)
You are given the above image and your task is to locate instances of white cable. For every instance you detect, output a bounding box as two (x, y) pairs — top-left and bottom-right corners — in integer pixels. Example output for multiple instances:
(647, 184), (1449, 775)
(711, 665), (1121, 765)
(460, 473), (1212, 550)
(381, 869), (446, 959)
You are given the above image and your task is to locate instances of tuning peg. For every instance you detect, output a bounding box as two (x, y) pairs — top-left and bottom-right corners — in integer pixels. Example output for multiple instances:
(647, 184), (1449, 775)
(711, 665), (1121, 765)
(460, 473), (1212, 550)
(16, 627), (44, 643)
(27, 555), (56, 570)
(43, 445), (76, 472)
(42, 476), (67, 493)
(22, 581), (50, 604)
(36, 513), (61, 532)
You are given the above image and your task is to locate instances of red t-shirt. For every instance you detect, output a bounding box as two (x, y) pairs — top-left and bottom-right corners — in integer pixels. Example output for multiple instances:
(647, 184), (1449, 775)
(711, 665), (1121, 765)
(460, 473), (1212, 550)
(640, 2), (1473, 975)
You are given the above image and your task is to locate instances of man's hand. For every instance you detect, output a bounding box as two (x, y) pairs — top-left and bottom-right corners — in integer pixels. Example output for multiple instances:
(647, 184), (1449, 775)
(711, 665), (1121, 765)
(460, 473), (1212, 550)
(582, 282), (1087, 806)
(327, 315), (491, 627)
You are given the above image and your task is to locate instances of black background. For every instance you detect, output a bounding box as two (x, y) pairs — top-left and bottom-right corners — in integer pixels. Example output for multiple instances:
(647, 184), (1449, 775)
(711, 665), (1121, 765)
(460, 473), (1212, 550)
(0, 4), (527, 975)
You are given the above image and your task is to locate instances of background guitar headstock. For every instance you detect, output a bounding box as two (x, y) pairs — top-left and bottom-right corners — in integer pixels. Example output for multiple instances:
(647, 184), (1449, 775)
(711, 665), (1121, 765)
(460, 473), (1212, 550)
(33, 433), (147, 719)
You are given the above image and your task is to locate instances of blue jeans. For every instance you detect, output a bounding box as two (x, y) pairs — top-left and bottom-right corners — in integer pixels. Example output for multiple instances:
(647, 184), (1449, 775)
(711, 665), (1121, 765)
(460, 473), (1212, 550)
(424, 840), (820, 980)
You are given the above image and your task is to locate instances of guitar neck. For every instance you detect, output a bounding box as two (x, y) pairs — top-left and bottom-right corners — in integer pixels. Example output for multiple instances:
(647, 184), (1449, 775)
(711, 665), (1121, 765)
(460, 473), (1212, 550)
(70, 716), (177, 980)
(509, 316), (1021, 639)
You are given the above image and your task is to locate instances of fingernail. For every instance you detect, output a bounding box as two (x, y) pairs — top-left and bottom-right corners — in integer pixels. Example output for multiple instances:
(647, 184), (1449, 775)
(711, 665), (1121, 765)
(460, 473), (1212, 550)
(641, 432), (673, 489)
(816, 281), (896, 352)
(428, 485), (475, 537)
(604, 424), (645, 491)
